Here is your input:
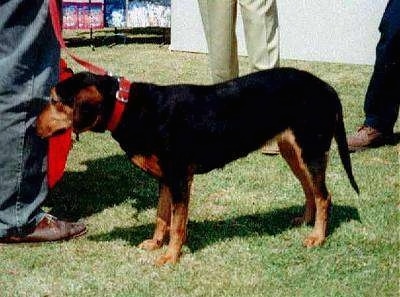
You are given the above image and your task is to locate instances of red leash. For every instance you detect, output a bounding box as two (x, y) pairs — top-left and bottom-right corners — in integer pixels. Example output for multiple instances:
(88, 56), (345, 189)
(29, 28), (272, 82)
(49, 0), (108, 75)
(49, 0), (131, 132)
(47, 1), (131, 188)
(48, 1), (160, 181)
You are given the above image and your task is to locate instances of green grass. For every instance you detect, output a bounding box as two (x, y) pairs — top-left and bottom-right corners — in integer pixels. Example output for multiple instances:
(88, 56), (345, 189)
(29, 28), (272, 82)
(1, 33), (399, 296)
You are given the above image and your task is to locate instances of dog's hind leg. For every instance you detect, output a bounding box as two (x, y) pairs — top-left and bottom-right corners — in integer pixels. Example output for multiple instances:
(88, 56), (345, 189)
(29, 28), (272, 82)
(278, 130), (331, 247)
(155, 171), (194, 266)
(277, 130), (316, 226)
(138, 182), (172, 251)
(302, 153), (331, 247)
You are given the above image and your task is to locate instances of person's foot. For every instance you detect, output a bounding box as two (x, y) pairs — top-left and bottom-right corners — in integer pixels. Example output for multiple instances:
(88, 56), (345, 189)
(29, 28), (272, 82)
(0, 214), (86, 243)
(347, 125), (388, 152)
(261, 139), (280, 155)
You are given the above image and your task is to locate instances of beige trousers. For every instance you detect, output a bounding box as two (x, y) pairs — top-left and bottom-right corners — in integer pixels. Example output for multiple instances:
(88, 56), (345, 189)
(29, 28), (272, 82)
(198, 0), (280, 83)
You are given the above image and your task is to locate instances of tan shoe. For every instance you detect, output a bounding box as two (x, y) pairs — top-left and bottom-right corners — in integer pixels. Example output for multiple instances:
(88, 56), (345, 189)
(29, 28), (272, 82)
(261, 139), (280, 155)
(347, 125), (385, 152)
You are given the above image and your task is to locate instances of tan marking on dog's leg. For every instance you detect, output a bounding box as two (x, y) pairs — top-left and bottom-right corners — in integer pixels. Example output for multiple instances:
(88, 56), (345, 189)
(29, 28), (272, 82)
(304, 194), (331, 247)
(155, 174), (193, 266)
(278, 130), (316, 225)
(138, 182), (171, 251)
(304, 154), (331, 247)
(155, 202), (188, 266)
(131, 155), (163, 178)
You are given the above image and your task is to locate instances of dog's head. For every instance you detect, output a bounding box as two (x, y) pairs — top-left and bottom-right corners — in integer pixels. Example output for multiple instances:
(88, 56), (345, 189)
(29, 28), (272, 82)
(36, 72), (118, 138)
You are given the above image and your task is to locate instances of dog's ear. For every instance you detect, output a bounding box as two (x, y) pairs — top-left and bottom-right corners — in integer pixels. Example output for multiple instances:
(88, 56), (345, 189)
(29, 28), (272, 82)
(72, 84), (104, 133)
(54, 72), (104, 106)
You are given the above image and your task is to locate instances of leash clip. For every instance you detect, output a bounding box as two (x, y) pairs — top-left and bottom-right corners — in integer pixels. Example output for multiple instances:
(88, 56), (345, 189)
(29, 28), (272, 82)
(115, 77), (130, 103)
(115, 90), (129, 103)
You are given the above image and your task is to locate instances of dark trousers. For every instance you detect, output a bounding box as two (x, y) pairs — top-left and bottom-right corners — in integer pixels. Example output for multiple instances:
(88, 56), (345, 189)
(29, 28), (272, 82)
(0, 0), (59, 237)
(364, 0), (400, 133)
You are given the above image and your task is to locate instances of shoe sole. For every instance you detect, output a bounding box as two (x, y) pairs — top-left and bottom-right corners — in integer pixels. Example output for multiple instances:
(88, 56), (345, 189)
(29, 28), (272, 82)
(0, 228), (87, 245)
(348, 139), (389, 153)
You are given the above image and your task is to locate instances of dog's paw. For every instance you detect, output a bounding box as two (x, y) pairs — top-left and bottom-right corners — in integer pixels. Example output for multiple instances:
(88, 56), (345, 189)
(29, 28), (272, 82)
(303, 234), (325, 247)
(138, 239), (163, 251)
(155, 253), (179, 266)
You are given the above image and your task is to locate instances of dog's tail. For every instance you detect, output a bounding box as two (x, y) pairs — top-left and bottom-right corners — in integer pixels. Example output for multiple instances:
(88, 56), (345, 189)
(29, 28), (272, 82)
(334, 102), (360, 194)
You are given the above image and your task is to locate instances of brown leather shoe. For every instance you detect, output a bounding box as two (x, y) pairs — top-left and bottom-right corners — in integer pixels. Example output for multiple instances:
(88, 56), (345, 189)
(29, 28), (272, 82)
(347, 125), (385, 152)
(0, 214), (86, 243)
(261, 139), (280, 155)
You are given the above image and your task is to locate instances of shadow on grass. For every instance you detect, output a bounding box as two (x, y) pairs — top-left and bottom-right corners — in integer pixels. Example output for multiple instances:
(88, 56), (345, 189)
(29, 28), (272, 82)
(45, 155), (158, 221)
(389, 132), (400, 146)
(65, 27), (170, 48)
(45, 153), (360, 251)
(87, 204), (360, 252)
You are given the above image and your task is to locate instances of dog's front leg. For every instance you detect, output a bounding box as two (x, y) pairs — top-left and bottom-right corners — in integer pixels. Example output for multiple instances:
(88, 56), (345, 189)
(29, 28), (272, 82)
(139, 182), (171, 251)
(155, 173), (193, 266)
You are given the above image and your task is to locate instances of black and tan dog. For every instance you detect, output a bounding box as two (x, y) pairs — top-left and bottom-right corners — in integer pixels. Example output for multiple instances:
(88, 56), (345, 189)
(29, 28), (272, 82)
(36, 68), (359, 265)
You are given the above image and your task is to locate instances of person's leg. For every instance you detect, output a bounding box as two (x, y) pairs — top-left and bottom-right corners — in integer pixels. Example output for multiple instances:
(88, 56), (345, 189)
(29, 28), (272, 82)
(364, 0), (400, 133)
(348, 0), (400, 151)
(239, 0), (280, 71)
(239, 0), (280, 154)
(0, 0), (54, 237)
(0, 0), (85, 240)
(198, 0), (239, 83)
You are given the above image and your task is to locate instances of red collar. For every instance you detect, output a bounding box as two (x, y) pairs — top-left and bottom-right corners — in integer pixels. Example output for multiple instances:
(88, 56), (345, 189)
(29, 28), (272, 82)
(107, 77), (131, 132)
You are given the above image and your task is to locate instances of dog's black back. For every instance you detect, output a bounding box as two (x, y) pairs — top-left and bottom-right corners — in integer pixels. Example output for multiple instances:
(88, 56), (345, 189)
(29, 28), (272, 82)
(115, 69), (336, 169)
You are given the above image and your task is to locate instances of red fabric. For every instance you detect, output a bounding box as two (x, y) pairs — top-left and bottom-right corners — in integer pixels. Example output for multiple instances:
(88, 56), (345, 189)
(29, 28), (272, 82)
(47, 59), (73, 188)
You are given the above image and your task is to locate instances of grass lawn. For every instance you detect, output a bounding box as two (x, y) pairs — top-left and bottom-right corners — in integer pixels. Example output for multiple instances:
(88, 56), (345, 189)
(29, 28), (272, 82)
(1, 32), (398, 297)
